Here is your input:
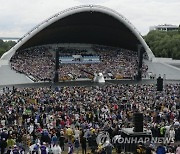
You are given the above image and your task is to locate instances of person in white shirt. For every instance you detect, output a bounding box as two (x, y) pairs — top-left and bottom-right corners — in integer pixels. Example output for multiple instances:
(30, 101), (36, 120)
(29, 123), (34, 134)
(174, 120), (180, 128)
(169, 128), (175, 141)
(176, 145), (180, 154)
(51, 143), (62, 154)
(1, 118), (6, 127)
(29, 143), (41, 154)
(74, 127), (80, 139)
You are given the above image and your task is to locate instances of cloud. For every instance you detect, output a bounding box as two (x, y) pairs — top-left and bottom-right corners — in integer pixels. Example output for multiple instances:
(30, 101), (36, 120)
(101, 0), (180, 34)
(76, 0), (109, 3)
(0, 0), (179, 37)
(0, 0), (81, 37)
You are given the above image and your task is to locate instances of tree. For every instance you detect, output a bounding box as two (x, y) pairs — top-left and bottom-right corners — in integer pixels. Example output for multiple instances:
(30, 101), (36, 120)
(144, 30), (180, 59)
(0, 39), (16, 57)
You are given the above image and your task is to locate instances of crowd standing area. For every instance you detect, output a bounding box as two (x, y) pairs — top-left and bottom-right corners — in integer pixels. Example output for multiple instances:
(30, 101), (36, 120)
(10, 45), (148, 82)
(0, 83), (180, 154)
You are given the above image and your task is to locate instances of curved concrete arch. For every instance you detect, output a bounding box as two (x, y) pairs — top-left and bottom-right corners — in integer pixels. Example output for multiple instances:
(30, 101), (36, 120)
(1, 5), (154, 61)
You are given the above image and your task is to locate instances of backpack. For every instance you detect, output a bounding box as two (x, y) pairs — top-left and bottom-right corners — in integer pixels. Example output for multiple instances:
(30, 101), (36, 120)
(48, 147), (53, 154)
(68, 145), (74, 154)
(12, 148), (20, 154)
(33, 144), (39, 152)
(48, 145), (53, 154)
(40, 145), (47, 154)
(75, 139), (80, 148)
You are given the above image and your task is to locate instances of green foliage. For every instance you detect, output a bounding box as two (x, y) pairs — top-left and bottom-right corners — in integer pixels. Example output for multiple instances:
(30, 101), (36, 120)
(0, 39), (16, 57)
(144, 30), (180, 59)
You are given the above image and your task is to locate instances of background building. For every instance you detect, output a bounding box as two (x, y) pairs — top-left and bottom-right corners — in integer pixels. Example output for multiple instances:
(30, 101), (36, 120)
(149, 24), (179, 32)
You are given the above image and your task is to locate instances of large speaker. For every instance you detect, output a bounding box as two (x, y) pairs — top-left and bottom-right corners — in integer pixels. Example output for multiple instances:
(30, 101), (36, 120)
(121, 128), (152, 152)
(133, 113), (143, 132)
(157, 76), (163, 91)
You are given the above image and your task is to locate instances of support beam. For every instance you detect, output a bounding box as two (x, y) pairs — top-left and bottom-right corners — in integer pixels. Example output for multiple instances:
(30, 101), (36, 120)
(53, 49), (59, 83)
(136, 44), (144, 81)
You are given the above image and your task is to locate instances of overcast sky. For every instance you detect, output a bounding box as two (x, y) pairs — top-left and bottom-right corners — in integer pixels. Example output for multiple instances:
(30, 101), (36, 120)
(0, 0), (179, 37)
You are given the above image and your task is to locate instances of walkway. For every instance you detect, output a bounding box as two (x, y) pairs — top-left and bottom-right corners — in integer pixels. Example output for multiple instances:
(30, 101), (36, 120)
(0, 60), (33, 86)
(144, 60), (180, 80)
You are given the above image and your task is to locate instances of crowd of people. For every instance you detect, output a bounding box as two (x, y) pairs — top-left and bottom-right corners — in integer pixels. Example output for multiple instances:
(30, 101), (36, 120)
(0, 83), (179, 153)
(10, 46), (55, 82)
(58, 46), (146, 80)
(10, 45), (148, 82)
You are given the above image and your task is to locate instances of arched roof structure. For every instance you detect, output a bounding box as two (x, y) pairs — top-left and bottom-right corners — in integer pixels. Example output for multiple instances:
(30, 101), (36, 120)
(1, 5), (154, 61)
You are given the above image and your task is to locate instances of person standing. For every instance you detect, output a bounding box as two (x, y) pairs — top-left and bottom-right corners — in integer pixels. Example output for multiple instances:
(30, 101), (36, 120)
(0, 138), (7, 154)
(68, 143), (74, 154)
(145, 144), (154, 154)
(169, 127), (175, 141)
(51, 143), (62, 154)
(51, 133), (58, 145)
(176, 145), (180, 154)
(66, 126), (73, 143)
(30, 143), (40, 154)
(80, 136), (87, 154)
(74, 138), (80, 154)
(74, 127), (80, 140)
(40, 142), (48, 154)
(11, 145), (20, 154)
(104, 141), (113, 154)
(135, 144), (146, 154)
(59, 130), (65, 151)
(7, 136), (16, 148)
(156, 144), (166, 154)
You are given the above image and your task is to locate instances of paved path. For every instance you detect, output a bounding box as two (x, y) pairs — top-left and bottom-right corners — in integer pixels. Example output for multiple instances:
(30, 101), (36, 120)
(0, 62), (33, 86)
(144, 60), (180, 80)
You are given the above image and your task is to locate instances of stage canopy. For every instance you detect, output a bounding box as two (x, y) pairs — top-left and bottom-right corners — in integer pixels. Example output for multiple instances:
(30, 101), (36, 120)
(1, 5), (154, 60)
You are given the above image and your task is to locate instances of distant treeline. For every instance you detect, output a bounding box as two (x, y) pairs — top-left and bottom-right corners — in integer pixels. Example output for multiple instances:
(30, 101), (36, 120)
(144, 28), (180, 59)
(0, 39), (16, 57)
